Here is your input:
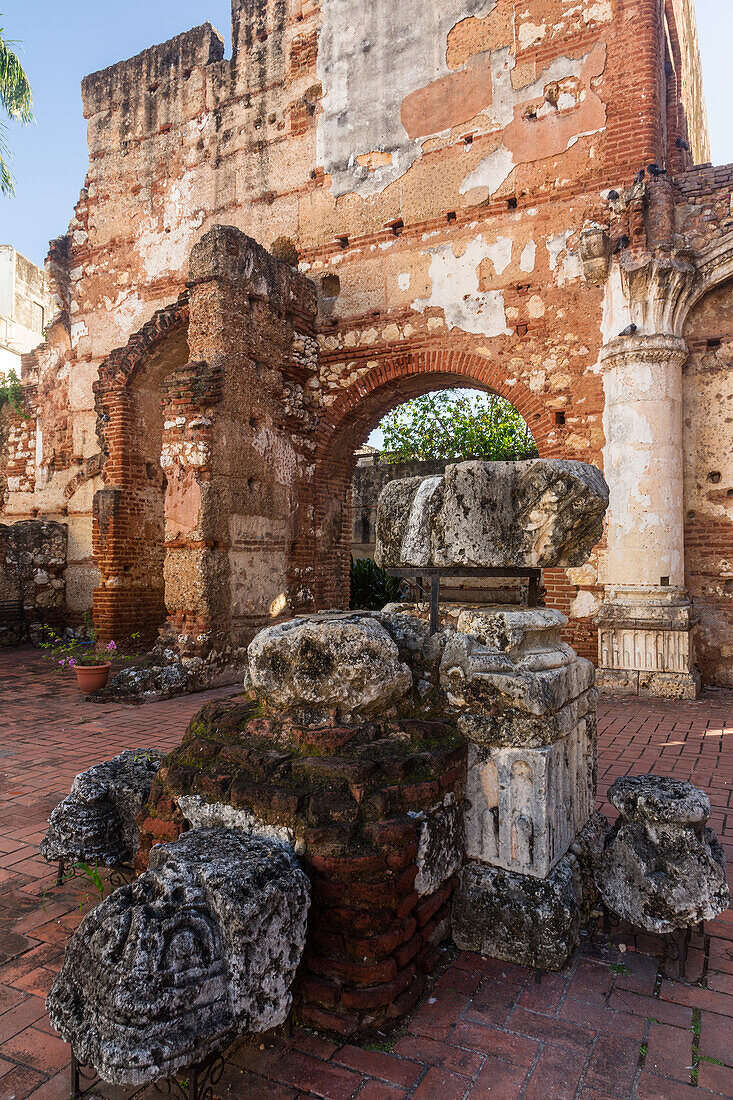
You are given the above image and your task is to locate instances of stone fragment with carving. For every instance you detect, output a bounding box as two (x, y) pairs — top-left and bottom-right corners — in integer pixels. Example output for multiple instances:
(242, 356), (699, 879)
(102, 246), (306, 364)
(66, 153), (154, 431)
(595, 775), (730, 933)
(40, 748), (162, 866)
(375, 459), (608, 570)
(46, 828), (310, 1085)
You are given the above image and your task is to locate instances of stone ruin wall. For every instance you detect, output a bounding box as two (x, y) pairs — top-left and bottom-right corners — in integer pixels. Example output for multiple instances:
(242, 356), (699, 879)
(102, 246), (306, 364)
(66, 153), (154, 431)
(0, 0), (730, 683)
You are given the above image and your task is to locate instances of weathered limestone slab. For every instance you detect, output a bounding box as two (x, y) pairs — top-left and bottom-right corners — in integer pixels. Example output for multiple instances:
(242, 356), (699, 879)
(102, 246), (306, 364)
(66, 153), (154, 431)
(595, 775), (730, 932)
(40, 749), (162, 866)
(247, 613), (413, 718)
(375, 459), (609, 570)
(47, 828), (310, 1085)
(464, 722), (595, 878)
(411, 795), (463, 896)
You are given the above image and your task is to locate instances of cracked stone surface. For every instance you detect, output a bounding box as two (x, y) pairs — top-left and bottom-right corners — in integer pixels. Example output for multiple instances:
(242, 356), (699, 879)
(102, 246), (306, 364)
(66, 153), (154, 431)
(375, 459), (609, 571)
(247, 613), (413, 718)
(595, 774), (731, 933)
(40, 748), (162, 866)
(452, 854), (583, 970)
(46, 828), (310, 1085)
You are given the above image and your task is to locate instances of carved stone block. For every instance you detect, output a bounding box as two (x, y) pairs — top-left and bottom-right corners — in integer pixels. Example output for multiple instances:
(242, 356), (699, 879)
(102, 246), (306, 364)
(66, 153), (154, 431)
(595, 775), (730, 933)
(41, 749), (162, 867)
(464, 721), (594, 878)
(375, 459), (609, 571)
(47, 828), (310, 1085)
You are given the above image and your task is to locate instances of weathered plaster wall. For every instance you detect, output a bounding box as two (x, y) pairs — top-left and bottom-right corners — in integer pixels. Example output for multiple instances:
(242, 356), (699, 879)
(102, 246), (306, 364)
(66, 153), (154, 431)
(683, 281), (733, 687)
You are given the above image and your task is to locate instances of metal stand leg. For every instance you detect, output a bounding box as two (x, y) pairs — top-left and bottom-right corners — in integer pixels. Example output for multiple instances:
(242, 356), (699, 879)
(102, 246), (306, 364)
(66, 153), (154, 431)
(430, 576), (440, 635)
(534, 968), (542, 984)
(70, 1050), (81, 1099)
(57, 859), (65, 887)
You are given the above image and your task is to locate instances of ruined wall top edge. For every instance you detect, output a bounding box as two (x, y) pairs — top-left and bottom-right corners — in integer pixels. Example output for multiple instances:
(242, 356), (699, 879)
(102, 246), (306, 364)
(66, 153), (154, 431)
(81, 23), (226, 119)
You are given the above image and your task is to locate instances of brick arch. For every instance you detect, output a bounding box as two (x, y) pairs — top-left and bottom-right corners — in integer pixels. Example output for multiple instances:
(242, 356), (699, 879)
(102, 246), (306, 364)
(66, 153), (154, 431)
(92, 293), (190, 645)
(315, 348), (558, 465)
(305, 348), (560, 610)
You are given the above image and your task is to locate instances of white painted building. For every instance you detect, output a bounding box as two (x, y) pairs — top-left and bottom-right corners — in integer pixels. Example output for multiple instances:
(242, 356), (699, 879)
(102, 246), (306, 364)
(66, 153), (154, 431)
(0, 246), (53, 376)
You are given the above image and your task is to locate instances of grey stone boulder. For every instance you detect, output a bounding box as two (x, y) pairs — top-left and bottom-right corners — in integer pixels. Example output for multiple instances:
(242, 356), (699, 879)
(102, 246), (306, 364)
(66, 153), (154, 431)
(375, 459), (608, 570)
(595, 775), (730, 933)
(46, 828), (310, 1085)
(247, 613), (413, 717)
(452, 855), (582, 970)
(40, 749), (162, 866)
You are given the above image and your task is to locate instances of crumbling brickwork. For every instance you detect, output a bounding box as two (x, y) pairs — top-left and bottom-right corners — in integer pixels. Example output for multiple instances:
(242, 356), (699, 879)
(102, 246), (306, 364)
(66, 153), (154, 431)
(0, 0), (729, 691)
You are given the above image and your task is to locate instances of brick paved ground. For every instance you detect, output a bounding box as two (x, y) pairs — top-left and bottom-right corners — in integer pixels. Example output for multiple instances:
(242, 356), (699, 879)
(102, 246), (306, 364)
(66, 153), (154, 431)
(0, 647), (730, 1100)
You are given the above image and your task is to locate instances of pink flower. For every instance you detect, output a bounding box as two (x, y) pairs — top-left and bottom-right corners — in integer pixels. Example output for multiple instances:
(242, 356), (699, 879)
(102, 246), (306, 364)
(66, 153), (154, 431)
(107, 640), (117, 652)
(67, 657), (77, 667)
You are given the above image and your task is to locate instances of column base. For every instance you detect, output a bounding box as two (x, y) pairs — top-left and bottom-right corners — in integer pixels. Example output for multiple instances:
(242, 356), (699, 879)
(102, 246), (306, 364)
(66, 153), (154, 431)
(596, 587), (700, 700)
(452, 856), (581, 971)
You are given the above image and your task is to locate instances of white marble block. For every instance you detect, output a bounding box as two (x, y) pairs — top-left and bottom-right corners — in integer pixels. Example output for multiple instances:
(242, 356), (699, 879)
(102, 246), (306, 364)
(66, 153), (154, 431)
(464, 721), (594, 879)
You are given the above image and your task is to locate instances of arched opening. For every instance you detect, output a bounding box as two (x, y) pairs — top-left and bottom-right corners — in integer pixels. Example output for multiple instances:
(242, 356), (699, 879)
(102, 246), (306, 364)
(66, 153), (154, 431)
(682, 277), (733, 687)
(93, 299), (190, 647)
(125, 325), (190, 642)
(308, 354), (555, 612)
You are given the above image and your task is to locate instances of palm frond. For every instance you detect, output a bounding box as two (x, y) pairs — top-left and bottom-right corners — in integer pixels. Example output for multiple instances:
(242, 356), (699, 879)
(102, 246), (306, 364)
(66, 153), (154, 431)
(0, 117), (15, 195)
(0, 29), (33, 124)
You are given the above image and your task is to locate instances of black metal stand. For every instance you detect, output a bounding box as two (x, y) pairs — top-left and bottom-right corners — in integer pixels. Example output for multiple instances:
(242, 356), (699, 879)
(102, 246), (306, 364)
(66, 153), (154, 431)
(71, 1044), (226, 1100)
(56, 859), (134, 890)
(385, 566), (543, 634)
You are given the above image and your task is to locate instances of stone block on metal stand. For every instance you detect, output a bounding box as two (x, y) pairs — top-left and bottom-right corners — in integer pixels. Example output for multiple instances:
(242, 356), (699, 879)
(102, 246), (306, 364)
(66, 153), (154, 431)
(595, 775), (730, 933)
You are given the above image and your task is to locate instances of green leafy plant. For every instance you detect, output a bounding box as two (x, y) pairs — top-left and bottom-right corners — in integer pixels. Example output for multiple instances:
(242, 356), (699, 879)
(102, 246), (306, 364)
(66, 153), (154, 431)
(380, 390), (538, 463)
(0, 22), (33, 196)
(42, 859), (106, 911)
(39, 612), (142, 669)
(0, 368), (27, 416)
(350, 556), (403, 611)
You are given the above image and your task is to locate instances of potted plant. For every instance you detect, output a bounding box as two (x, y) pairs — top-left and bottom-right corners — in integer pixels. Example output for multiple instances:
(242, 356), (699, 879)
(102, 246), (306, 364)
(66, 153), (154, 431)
(40, 617), (140, 693)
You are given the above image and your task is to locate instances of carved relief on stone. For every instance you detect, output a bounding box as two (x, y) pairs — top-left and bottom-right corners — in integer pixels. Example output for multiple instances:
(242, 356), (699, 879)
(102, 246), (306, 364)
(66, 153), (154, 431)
(464, 719), (595, 879)
(41, 748), (162, 867)
(47, 828), (310, 1085)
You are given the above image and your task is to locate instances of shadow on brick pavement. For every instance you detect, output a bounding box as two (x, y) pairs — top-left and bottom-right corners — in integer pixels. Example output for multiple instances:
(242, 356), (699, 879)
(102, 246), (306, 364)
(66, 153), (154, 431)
(0, 648), (731, 1100)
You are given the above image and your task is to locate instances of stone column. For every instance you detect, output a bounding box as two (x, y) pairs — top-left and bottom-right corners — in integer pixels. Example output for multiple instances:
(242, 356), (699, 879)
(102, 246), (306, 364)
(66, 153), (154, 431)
(598, 333), (699, 698)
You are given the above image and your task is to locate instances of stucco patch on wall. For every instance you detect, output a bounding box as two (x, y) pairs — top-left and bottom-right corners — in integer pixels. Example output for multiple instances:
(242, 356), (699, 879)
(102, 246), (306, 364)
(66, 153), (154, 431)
(317, 0), (497, 197)
(412, 237), (511, 337)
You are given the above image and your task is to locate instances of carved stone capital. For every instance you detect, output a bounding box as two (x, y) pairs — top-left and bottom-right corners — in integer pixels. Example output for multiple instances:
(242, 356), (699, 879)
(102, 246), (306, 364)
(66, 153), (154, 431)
(599, 332), (688, 372)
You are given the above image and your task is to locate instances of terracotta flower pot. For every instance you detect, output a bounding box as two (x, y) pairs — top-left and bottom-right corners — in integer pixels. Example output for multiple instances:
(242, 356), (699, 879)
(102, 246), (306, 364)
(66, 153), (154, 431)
(74, 663), (112, 693)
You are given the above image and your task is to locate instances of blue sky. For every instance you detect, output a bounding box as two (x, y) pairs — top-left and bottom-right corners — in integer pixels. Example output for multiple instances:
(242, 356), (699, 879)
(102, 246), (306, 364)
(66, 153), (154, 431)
(0, 0), (731, 268)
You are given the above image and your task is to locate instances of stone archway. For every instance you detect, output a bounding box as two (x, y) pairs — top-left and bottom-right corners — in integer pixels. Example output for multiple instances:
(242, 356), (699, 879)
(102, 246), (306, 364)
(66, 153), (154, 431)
(304, 348), (558, 611)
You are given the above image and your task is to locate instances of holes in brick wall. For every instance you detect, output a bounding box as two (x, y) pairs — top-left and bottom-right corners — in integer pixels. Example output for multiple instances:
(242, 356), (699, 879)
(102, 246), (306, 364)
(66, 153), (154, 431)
(321, 274), (341, 298)
(463, 133), (474, 147)
(249, 417), (259, 431)
(660, 576), (670, 586)
(385, 219), (404, 237)
(708, 471), (722, 483)
(555, 411), (566, 426)
(707, 338), (722, 349)
(335, 235), (349, 249)
(271, 237), (299, 266)
(507, 196), (518, 210)
(446, 211), (456, 224)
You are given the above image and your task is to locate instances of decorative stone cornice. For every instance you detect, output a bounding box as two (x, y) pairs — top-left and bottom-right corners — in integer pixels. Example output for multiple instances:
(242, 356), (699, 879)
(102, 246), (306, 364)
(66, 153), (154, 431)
(599, 332), (688, 372)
